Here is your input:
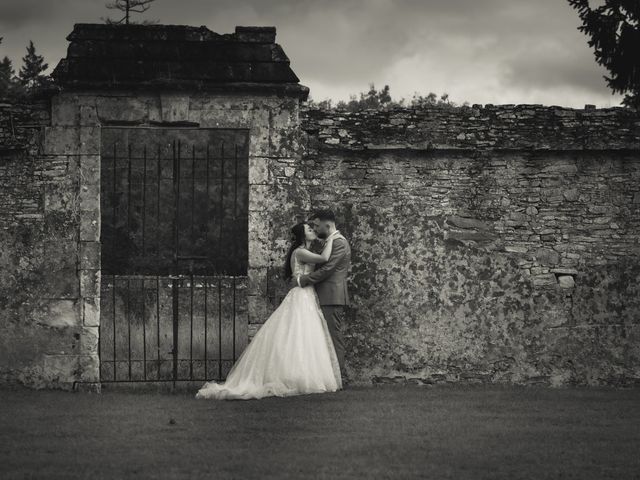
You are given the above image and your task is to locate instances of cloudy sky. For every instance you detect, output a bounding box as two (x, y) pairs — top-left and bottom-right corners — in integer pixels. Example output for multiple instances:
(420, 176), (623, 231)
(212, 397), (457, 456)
(0, 0), (624, 107)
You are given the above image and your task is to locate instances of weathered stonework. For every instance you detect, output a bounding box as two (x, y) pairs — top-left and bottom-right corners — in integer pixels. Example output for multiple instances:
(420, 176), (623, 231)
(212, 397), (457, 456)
(2, 99), (640, 389)
(0, 88), (304, 389)
(283, 105), (640, 387)
(1, 25), (639, 390)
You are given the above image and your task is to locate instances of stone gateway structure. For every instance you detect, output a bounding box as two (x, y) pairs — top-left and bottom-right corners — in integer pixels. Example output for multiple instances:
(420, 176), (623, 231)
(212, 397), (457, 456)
(1, 23), (639, 391)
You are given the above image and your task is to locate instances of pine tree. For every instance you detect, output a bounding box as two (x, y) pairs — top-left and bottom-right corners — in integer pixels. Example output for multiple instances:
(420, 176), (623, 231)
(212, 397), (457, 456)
(0, 56), (16, 97)
(18, 40), (50, 93)
(567, 0), (640, 108)
(0, 36), (21, 98)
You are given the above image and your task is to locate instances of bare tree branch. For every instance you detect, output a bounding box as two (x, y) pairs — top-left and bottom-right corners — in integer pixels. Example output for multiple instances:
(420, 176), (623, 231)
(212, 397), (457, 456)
(103, 0), (156, 24)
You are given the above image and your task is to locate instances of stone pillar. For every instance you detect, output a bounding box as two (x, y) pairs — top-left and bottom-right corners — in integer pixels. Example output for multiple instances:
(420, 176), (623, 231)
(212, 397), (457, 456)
(39, 94), (101, 390)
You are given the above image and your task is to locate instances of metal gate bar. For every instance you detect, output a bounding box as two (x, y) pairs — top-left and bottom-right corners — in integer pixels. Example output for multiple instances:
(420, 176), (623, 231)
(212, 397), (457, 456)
(101, 129), (249, 276)
(99, 274), (247, 382)
(100, 128), (249, 383)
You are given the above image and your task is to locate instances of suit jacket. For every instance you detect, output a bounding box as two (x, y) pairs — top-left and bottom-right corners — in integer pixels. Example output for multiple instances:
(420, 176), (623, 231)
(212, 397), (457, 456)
(306, 232), (351, 306)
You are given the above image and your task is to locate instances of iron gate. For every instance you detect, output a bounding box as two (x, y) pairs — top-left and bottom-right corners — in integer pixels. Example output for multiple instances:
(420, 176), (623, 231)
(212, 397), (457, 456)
(99, 127), (249, 383)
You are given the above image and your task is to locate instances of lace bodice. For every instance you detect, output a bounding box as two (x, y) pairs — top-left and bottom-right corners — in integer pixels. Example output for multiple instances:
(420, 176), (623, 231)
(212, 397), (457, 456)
(292, 247), (316, 277)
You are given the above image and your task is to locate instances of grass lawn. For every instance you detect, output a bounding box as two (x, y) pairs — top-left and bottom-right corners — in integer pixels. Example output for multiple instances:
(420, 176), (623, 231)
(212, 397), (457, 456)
(0, 383), (639, 479)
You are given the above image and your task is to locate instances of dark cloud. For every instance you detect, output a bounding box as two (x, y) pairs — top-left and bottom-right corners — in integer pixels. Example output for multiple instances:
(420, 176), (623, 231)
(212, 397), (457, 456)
(504, 44), (610, 93)
(0, 0), (65, 30)
(0, 0), (624, 107)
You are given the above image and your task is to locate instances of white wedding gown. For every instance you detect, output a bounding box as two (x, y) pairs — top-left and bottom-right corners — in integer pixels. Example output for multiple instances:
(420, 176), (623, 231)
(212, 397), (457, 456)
(195, 249), (342, 400)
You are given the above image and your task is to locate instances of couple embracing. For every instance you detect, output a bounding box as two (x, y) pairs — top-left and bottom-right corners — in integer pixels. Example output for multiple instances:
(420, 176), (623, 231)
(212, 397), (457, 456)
(196, 209), (351, 400)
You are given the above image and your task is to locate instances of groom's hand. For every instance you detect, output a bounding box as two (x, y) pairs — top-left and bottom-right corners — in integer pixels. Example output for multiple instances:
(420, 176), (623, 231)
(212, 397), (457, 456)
(299, 275), (311, 288)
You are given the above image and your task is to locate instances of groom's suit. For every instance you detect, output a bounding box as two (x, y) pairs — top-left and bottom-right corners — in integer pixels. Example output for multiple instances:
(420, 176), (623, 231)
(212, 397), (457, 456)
(302, 231), (351, 376)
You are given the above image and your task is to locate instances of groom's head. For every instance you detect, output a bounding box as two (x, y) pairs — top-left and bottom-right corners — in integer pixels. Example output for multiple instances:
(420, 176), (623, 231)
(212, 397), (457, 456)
(309, 209), (336, 239)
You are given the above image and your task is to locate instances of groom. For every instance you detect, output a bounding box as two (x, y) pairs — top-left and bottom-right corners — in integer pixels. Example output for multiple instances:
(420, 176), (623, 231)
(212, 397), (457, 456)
(295, 208), (351, 381)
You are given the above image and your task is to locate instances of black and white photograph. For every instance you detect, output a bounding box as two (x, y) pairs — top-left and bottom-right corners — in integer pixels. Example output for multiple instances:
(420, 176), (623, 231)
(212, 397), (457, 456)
(0, 0), (639, 478)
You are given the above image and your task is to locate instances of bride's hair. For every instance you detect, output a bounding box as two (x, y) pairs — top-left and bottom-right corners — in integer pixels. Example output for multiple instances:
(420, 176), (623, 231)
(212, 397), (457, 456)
(283, 222), (307, 280)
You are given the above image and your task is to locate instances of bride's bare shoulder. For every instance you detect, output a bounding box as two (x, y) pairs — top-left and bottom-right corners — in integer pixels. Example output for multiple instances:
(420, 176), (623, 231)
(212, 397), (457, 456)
(292, 246), (305, 262)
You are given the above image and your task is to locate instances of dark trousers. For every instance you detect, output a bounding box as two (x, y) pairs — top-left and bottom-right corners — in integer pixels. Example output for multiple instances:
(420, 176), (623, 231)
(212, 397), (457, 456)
(320, 305), (346, 376)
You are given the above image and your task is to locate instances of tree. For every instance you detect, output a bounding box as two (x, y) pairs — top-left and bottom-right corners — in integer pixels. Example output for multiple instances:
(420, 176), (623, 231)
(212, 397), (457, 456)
(18, 40), (51, 93)
(307, 84), (466, 112)
(103, 0), (158, 25)
(0, 55), (16, 97)
(567, 0), (640, 108)
(334, 83), (393, 111)
(1, 37), (25, 98)
(408, 92), (453, 108)
(0, 37), (11, 97)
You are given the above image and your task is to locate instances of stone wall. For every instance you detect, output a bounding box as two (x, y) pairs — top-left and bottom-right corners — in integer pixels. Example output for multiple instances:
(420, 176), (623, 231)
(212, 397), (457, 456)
(0, 99), (99, 389)
(262, 104), (640, 387)
(2, 98), (640, 389)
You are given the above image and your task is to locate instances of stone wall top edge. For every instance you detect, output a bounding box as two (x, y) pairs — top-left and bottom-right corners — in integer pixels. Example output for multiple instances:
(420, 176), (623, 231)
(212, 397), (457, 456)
(301, 103), (639, 115)
(301, 104), (640, 151)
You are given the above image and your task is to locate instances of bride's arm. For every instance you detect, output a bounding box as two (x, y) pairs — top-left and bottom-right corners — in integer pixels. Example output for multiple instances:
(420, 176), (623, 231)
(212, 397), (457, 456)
(295, 236), (335, 264)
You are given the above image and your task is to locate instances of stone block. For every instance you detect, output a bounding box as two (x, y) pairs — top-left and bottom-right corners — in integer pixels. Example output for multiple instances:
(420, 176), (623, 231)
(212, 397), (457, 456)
(79, 269), (100, 298)
(248, 236), (271, 268)
(247, 110), (271, 157)
(446, 215), (493, 231)
(79, 241), (101, 270)
(550, 267), (579, 275)
(79, 126), (100, 155)
(534, 247), (560, 266)
(507, 211), (529, 225)
(249, 184), (271, 212)
(79, 155), (100, 186)
(504, 244), (529, 253)
(160, 94), (190, 122)
(557, 275), (575, 288)
(80, 326), (99, 355)
(563, 188), (579, 201)
(51, 96), (79, 126)
(79, 105), (99, 126)
(35, 299), (81, 328)
(83, 297), (100, 327)
(79, 209), (100, 242)
(96, 96), (148, 123)
(43, 126), (80, 155)
(248, 156), (269, 184)
(532, 273), (557, 287)
(146, 96), (162, 123)
(79, 354), (100, 382)
(248, 267), (268, 296)
(79, 183), (100, 211)
(588, 205), (611, 214)
(270, 107), (301, 157)
(43, 354), (80, 384)
(193, 105), (250, 128)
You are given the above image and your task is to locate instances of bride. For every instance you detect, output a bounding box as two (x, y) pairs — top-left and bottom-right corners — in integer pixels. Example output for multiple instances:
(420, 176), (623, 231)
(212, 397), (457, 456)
(195, 221), (342, 400)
